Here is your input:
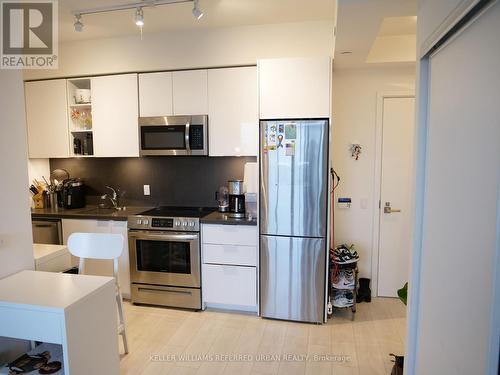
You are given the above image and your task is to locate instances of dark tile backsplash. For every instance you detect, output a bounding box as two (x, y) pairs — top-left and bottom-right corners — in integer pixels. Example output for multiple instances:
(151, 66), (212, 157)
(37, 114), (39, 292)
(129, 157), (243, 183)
(50, 156), (256, 208)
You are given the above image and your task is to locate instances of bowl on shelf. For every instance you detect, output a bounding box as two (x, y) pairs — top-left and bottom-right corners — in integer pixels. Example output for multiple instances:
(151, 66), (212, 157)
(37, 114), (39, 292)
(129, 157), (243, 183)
(74, 89), (91, 104)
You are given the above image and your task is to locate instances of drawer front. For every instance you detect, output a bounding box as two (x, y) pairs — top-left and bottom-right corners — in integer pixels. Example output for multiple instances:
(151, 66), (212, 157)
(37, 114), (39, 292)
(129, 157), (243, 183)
(202, 224), (258, 246)
(202, 264), (256, 307)
(203, 244), (257, 266)
(0, 306), (62, 344)
(131, 284), (201, 310)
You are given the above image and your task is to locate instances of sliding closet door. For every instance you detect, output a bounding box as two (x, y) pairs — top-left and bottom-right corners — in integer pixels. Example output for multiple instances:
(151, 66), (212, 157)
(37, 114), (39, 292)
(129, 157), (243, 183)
(415, 3), (500, 374)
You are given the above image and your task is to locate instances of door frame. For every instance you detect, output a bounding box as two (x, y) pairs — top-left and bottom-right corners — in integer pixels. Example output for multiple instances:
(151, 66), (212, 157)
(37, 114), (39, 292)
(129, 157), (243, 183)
(371, 90), (416, 297)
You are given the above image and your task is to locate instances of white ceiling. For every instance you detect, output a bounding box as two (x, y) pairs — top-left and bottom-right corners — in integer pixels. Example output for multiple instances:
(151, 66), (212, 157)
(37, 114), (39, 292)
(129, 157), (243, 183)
(334, 0), (417, 69)
(378, 16), (416, 36)
(58, 0), (336, 42)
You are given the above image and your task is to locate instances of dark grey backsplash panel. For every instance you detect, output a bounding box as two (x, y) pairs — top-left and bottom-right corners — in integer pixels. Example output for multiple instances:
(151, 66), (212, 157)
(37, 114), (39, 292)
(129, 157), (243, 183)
(50, 156), (256, 207)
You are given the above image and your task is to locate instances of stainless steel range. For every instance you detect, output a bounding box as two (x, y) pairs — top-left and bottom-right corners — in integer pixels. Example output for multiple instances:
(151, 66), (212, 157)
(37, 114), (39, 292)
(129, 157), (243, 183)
(128, 206), (215, 310)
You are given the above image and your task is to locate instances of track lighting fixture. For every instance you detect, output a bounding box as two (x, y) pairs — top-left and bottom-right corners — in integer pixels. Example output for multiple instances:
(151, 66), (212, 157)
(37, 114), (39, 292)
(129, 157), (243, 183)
(72, 0), (205, 34)
(74, 14), (83, 32)
(192, 0), (203, 20)
(134, 7), (144, 27)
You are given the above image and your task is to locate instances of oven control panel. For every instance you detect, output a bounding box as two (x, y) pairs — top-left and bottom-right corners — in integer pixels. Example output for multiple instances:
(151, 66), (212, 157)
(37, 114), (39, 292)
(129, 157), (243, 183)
(151, 218), (174, 228)
(128, 216), (200, 231)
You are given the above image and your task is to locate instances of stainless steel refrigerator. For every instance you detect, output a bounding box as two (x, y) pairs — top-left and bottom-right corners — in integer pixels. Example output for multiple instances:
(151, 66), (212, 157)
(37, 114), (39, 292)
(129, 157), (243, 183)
(260, 119), (329, 323)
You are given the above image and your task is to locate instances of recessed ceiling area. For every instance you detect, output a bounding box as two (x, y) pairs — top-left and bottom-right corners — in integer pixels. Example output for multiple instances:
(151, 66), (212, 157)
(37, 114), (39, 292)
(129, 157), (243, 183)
(334, 0), (417, 69)
(59, 0), (336, 42)
(366, 16), (417, 64)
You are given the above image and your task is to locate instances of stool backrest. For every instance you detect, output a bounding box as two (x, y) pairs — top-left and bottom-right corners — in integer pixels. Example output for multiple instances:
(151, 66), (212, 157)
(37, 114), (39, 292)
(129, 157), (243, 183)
(67, 233), (124, 277)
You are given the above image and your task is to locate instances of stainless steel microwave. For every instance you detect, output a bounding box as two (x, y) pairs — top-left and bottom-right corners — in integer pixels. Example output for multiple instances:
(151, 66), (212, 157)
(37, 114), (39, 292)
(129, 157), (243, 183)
(138, 115), (208, 156)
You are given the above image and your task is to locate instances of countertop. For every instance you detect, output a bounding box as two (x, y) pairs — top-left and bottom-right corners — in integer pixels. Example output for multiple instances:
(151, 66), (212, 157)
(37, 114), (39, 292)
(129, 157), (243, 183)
(0, 270), (114, 311)
(201, 211), (257, 226)
(33, 243), (68, 262)
(31, 205), (152, 221)
(32, 205), (257, 225)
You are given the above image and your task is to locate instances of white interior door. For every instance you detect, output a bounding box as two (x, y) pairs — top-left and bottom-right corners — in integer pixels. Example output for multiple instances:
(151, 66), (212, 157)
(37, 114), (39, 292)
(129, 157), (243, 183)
(377, 96), (415, 297)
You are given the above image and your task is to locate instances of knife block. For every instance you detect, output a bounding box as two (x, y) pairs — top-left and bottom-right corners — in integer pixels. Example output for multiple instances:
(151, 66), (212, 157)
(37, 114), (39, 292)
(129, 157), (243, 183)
(32, 192), (45, 209)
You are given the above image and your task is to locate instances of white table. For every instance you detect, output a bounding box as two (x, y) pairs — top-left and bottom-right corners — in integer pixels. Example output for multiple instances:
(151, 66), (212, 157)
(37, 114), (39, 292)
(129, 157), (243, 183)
(0, 270), (119, 375)
(33, 244), (72, 272)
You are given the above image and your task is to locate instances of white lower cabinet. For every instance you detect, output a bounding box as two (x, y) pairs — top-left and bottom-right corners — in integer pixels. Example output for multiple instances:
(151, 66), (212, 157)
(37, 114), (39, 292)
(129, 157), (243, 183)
(201, 224), (258, 312)
(61, 218), (131, 298)
(202, 264), (256, 308)
(203, 244), (257, 266)
(202, 224), (258, 246)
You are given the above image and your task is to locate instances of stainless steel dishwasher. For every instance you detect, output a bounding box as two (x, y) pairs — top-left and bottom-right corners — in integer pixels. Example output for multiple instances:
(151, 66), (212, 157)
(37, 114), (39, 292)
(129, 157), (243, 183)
(32, 218), (63, 244)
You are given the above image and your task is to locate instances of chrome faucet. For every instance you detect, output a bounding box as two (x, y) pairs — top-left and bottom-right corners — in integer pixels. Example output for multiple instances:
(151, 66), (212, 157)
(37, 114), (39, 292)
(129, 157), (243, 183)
(101, 186), (122, 209)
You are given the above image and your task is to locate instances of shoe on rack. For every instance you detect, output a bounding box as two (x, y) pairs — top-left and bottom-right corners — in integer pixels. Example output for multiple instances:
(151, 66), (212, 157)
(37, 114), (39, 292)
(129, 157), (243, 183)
(357, 277), (372, 303)
(333, 291), (354, 308)
(331, 244), (359, 264)
(332, 268), (355, 289)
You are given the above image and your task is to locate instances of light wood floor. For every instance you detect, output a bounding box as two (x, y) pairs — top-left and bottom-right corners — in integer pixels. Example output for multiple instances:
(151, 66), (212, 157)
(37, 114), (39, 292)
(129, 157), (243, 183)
(119, 298), (407, 375)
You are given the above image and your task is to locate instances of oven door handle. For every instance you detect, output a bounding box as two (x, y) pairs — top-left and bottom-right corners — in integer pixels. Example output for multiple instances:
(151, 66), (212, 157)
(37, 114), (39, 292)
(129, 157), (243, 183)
(129, 232), (198, 241)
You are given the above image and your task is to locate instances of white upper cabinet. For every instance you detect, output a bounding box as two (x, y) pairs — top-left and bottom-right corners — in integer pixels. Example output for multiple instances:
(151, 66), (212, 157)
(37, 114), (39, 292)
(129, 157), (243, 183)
(259, 57), (331, 119)
(92, 74), (139, 157)
(208, 67), (258, 156)
(172, 70), (208, 115)
(138, 72), (173, 117)
(25, 80), (69, 158)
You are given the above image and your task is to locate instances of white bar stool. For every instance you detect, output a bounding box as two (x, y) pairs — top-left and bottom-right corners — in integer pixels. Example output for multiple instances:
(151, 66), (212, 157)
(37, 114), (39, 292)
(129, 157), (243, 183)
(67, 232), (129, 354)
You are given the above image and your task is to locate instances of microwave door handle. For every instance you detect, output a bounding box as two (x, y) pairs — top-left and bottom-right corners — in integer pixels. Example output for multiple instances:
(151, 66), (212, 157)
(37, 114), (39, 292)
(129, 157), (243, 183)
(185, 121), (191, 154)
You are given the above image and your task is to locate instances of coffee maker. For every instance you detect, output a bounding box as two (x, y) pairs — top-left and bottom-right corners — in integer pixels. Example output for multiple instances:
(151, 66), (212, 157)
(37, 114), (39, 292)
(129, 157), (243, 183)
(228, 179), (245, 218)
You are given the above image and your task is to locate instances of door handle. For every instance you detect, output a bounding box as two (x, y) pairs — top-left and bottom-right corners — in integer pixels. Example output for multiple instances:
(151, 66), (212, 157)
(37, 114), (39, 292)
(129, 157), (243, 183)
(384, 202), (402, 214)
(185, 121), (191, 154)
(384, 207), (402, 213)
(138, 287), (192, 296)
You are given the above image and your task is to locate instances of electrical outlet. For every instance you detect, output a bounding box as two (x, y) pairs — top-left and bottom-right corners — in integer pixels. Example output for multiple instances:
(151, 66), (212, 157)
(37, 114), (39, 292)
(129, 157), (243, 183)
(143, 185), (150, 196)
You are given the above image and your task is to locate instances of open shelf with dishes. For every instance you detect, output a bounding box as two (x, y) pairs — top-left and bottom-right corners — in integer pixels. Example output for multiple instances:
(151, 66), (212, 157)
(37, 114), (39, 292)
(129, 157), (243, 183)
(67, 78), (94, 156)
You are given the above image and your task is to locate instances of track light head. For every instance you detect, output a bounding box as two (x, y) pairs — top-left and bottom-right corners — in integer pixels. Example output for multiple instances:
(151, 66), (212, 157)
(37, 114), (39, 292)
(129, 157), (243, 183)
(135, 7), (144, 27)
(192, 0), (203, 20)
(74, 14), (83, 32)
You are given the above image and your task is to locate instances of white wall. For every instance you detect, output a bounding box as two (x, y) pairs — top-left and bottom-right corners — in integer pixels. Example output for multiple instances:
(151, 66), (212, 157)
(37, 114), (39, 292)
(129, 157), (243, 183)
(24, 20), (334, 80)
(28, 159), (50, 186)
(332, 66), (415, 277)
(0, 71), (35, 363)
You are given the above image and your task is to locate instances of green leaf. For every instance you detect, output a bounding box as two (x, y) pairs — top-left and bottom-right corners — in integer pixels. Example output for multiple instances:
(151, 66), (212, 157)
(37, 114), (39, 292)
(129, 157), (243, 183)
(397, 282), (408, 306)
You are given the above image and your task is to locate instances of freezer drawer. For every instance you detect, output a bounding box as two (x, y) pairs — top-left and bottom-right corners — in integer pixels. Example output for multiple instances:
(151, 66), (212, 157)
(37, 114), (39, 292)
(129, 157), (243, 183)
(260, 235), (326, 323)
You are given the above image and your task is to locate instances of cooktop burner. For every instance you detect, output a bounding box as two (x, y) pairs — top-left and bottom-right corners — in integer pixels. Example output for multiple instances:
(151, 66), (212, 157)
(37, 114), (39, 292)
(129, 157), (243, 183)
(138, 206), (217, 218)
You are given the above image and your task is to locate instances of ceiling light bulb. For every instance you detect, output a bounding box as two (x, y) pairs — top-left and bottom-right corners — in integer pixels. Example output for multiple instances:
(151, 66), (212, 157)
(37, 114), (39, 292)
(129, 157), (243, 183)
(135, 7), (144, 27)
(192, 0), (203, 20)
(74, 14), (83, 32)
